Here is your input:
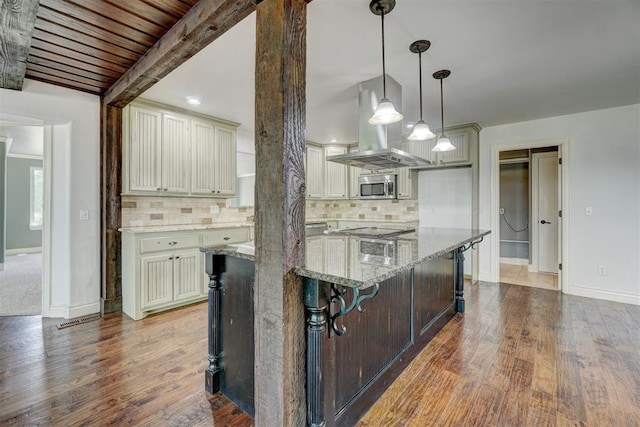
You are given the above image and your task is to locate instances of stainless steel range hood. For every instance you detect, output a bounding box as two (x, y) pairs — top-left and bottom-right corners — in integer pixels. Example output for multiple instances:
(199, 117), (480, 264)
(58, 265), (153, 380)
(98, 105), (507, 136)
(326, 75), (431, 170)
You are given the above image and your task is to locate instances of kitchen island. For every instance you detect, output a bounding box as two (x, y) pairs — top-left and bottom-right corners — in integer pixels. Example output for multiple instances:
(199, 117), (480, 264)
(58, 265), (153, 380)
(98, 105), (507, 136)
(201, 227), (489, 426)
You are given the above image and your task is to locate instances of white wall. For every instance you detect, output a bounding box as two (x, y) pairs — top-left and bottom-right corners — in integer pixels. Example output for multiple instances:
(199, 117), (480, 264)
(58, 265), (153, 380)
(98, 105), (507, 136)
(0, 79), (101, 317)
(479, 104), (640, 304)
(418, 168), (472, 272)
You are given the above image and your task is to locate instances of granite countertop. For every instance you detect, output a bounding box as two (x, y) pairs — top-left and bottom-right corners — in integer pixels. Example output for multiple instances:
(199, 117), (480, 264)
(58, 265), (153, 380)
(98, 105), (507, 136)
(201, 227), (490, 289)
(119, 222), (253, 233)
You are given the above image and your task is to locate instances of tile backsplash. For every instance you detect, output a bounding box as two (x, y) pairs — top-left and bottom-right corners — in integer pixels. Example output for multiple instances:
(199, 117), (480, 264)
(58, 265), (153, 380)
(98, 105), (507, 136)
(306, 199), (418, 222)
(121, 196), (418, 228)
(121, 196), (254, 227)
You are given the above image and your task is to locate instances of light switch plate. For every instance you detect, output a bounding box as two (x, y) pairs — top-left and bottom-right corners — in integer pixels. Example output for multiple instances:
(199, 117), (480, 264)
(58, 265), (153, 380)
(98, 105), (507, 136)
(79, 209), (90, 221)
(585, 207), (592, 216)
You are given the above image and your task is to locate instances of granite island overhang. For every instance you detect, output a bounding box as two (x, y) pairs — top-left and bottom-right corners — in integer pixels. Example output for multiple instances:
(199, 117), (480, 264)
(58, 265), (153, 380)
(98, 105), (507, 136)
(200, 227), (489, 426)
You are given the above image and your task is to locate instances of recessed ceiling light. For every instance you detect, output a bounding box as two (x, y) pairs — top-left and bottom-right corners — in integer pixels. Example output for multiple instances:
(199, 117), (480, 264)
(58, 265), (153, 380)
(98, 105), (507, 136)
(330, 138), (338, 143)
(186, 96), (201, 106)
(406, 124), (414, 128)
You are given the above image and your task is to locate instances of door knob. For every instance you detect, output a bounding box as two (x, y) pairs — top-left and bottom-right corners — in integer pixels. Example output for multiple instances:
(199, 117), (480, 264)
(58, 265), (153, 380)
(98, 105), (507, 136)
(540, 220), (551, 224)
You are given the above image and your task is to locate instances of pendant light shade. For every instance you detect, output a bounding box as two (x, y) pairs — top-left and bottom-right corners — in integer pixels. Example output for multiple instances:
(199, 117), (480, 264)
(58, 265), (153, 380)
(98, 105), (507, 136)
(408, 40), (436, 141)
(368, 0), (403, 126)
(432, 69), (456, 152)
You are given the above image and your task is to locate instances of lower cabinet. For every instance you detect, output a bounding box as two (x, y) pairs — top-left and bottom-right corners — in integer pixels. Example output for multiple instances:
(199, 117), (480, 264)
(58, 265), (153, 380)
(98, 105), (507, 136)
(122, 227), (251, 320)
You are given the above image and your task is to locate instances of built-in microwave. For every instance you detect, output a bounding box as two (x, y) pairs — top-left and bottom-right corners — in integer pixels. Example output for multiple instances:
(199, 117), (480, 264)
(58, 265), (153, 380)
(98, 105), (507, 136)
(358, 174), (397, 200)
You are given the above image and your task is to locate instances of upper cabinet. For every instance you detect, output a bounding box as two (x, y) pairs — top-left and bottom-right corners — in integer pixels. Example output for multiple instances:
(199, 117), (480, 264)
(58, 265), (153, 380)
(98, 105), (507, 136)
(190, 119), (237, 196)
(123, 100), (239, 197)
(324, 146), (348, 199)
(406, 123), (480, 167)
(305, 144), (324, 199)
(305, 143), (348, 200)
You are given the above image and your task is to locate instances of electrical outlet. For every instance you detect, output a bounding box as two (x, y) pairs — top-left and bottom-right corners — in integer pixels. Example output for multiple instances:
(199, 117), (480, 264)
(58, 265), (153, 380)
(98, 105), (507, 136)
(586, 207), (593, 216)
(598, 265), (606, 275)
(499, 208), (505, 215)
(210, 205), (220, 214)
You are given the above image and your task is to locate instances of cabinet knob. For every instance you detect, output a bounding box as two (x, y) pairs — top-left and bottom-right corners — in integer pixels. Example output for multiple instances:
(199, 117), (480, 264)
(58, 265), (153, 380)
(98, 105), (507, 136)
(156, 188), (161, 191)
(223, 237), (231, 241)
(175, 256), (180, 259)
(212, 190), (215, 193)
(164, 188), (168, 191)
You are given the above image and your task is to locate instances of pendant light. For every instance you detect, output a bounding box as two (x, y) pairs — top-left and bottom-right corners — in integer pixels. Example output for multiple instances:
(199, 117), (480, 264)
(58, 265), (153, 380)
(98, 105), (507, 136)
(407, 40), (436, 141)
(432, 69), (456, 152)
(368, 0), (403, 125)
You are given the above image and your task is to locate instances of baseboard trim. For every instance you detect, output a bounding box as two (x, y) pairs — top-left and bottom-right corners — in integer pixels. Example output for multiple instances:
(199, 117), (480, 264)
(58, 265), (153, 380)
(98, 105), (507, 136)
(570, 285), (640, 306)
(500, 257), (528, 266)
(478, 273), (494, 283)
(6, 247), (42, 256)
(528, 264), (539, 273)
(44, 301), (101, 319)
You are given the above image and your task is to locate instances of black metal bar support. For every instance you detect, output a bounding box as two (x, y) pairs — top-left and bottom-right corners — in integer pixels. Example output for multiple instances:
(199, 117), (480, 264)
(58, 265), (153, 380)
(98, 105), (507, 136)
(304, 279), (330, 427)
(454, 247), (465, 313)
(205, 253), (224, 394)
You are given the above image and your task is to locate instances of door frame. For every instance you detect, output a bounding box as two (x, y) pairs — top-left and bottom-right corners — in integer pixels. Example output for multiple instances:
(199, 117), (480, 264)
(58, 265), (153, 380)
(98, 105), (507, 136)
(490, 138), (570, 292)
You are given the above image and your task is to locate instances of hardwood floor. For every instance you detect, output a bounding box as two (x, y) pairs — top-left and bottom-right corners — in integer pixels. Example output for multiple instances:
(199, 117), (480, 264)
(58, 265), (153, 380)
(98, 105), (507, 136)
(0, 302), (252, 426)
(359, 282), (640, 426)
(1, 283), (639, 426)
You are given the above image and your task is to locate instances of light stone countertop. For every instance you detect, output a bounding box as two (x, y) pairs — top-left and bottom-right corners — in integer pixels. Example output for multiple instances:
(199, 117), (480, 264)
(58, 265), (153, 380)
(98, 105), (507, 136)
(119, 222), (253, 233)
(201, 227), (490, 289)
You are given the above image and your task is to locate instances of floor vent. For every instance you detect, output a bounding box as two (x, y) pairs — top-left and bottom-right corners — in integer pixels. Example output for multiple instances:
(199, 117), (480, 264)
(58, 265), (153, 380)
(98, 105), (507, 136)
(56, 313), (102, 330)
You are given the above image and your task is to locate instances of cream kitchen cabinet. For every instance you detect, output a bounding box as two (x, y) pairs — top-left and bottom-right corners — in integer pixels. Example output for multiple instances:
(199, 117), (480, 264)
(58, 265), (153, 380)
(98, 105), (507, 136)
(395, 167), (418, 199)
(123, 100), (239, 197)
(324, 146), (348, 199)
(122, 226), (251, 320)
(406, 123), (480, 167)
(127, 106), (190, 194)
(305, 143), (349, 200)
(191, 119), (237, 196)
(305, 144), (324, 199)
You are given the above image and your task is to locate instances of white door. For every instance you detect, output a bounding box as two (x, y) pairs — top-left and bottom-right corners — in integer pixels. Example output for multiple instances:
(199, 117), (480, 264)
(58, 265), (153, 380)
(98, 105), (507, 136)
(191, 119), (216, 195)
(534, 152), (559, 273)
(324, 146), (348, 199)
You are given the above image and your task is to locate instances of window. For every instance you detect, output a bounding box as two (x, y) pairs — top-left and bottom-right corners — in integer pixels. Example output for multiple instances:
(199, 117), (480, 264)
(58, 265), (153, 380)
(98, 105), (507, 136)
(30, 166), (43, 230)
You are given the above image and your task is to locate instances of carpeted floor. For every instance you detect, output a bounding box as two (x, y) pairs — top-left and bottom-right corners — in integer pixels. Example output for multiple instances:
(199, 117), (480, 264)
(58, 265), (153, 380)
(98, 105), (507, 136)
(0, 253), (42, 316)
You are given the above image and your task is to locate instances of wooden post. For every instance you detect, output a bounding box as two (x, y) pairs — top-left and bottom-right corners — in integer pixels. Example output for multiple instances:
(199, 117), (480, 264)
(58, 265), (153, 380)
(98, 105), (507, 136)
(101, 103), (123, 314)
(254, 0), (308, 425)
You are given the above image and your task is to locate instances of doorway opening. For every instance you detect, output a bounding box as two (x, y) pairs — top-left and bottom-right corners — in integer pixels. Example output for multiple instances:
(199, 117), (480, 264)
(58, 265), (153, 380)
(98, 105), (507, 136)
(491, 139), (568, 292)
(0, 124), (47, 316)
(498, 146), (560, 290)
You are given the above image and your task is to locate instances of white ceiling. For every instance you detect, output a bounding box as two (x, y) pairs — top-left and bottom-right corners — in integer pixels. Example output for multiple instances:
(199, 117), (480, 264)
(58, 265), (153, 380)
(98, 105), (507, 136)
(142, 0), (640, 145)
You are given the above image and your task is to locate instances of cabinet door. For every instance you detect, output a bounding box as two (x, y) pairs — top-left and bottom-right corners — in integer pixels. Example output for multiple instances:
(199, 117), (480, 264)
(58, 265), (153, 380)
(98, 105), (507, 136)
(396, 168), (417, 199)
(437, 131), (469, 164)
(324, 146), (348, 199)
(162, 113), (190, 193)
(305, 236), (324, 272)
(306, 145), (323, 199)
(140, 253), (174, 310)
(349, 166), (364, 198)
(214, 126), (237, 195)
(407, 138), (437, 165)
(325, 236), (348, 277)
(191, 119), (216, 195)
(129, 106), (162, 192)
(173, 249), (202, 301)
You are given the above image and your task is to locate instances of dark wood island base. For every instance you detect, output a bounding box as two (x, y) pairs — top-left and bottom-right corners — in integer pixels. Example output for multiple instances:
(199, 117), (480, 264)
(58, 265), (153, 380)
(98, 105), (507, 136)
(202, 228), (488, 426)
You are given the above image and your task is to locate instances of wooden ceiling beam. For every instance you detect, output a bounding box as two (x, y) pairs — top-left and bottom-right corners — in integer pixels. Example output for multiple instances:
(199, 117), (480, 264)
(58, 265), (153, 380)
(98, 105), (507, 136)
(0, 0), (40, 90)
(103, 0), (260, 107)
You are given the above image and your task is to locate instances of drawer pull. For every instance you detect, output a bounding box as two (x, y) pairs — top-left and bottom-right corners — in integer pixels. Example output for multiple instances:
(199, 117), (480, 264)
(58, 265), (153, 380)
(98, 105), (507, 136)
(223, 237), (231, 241)
(168, 241), (178, 246)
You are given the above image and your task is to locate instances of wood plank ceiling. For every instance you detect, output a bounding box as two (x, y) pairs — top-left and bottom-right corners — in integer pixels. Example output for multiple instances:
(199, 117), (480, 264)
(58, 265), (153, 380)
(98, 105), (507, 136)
(24, 0), (199, 96)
